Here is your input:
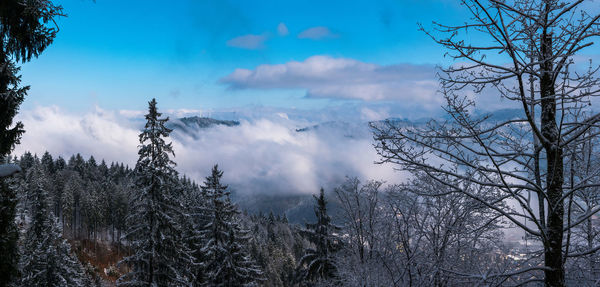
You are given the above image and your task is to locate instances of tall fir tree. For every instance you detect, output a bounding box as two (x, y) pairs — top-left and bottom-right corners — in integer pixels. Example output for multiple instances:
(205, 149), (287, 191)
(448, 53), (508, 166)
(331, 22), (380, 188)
(54, 156), (66, 171)
(298, 188), (341, 284)
(199, 165), (262, 287)
(0, 1), (63, 284)
(19, 165), (87, 287)
(61, 172), (82, 238)
(182, 177), (206, 287)
(118, 98), (192, 287)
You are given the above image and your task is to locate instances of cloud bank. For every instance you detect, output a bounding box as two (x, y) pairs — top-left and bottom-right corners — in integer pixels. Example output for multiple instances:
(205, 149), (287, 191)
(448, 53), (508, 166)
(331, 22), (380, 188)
(220, 55), (441, 108)
(14, 105), (403, 195)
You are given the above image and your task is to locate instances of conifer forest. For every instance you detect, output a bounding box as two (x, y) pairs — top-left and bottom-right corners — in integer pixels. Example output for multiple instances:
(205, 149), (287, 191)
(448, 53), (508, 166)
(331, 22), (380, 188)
(1, 0), (600, 286)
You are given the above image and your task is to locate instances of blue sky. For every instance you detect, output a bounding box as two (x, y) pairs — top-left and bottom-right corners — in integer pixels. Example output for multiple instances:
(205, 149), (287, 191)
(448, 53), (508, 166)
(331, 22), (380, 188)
(14, 0), (600, 194)
(20, 0), (465, 115)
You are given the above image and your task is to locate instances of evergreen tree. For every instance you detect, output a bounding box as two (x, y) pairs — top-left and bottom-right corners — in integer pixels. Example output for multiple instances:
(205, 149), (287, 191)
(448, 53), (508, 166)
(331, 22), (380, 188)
(0, 2), (64, 282)
(112, 182), (128, 248)
(40, 151), (54, 174)
(54, 156), (66, 171)
(61, 172), (82, 238)
(282, 214), (288, 224)
(40, 151), (62, 219)
(68, 154), (85, 176)
(182, 177), (206, 287)
(217, 228), (263, 287)
(267, 211), (276, 243)
(298, 188), (341, 284)
(19, 151), (35, 171)
(199, 165), (262, 286)
(118, 98), (191, 286)
(19, 165), (87, 287)
(81, 179), (100, 241)
(86, 155), (98, 181)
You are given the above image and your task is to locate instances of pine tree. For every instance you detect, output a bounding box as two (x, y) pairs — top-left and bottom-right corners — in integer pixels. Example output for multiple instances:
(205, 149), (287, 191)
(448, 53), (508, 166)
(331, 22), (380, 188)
(298, 188), (341, 284)
(19, 152), (35, 171)
(118, 98), (192, 286)
(182, 177), (206, 287)
(61, 172), (82, 238)
(199, 165), (262, 286)
(68, 154), (86, 176)
(19, 165), (87, 287)
(267, 211), (276, 243)
(40, 151), (54, 173)
(40, 151), (62, 220)
(282, 214), (288, 224)
(217, 228), (263, 287)
(54, 156), (66, 171)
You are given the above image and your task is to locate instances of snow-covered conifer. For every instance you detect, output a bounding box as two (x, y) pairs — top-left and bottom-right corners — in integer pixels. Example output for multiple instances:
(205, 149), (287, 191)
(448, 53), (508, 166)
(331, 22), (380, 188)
(199, 165), (263, 286)
(297, 188), (341, 284)
(117, 98), (192, 286)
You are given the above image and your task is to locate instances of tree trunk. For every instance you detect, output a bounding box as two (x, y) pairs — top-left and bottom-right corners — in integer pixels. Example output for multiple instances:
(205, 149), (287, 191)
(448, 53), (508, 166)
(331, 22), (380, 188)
(540, 32), (565, 287)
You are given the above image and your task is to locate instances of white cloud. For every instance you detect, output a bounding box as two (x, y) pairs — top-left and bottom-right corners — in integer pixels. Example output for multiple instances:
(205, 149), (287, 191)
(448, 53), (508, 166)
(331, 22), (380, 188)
(14, 105), (403, 195)
(220, 55), (441, 108)
(118, 109), (145, 118)
(277, 22), (289, 36)
(226, 34), (268, 50)
(360, 107), (390, 121)
(15, 106), (140, 164)
(297, 26), (338, 40)
(170, 117), (402, 194)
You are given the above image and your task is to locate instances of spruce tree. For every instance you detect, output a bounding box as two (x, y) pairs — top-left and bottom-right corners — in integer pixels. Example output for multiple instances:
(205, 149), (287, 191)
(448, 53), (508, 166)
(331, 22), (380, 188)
(40, 151), (54, 174)
(61, 172), (82, 238)
(19, 165), (87, 287)
(182, 177), (206, 287)
(118, 98), (191, 286)
(19, 152), (35, 171)
(217, 228), (263, 287)
(54, 156), (66, 171)
(298, 188), (341, 284)
(0, 2), (64, 282)
(199, 165), (262, 287)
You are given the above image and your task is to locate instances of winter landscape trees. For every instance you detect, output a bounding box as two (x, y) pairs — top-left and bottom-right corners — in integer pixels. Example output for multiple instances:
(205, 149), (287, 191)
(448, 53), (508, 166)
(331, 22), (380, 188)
(2, 0), (600, 286)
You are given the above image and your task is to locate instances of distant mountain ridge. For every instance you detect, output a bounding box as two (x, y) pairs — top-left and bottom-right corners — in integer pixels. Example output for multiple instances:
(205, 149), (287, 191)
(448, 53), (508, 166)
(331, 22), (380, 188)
(168, 116), (240, 139)
(169, 108), (523, 137)
(170, 116), (239, 129)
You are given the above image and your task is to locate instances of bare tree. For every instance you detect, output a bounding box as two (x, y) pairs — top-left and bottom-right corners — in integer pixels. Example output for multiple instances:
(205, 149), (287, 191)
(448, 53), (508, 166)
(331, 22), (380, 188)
(333, 176), (506, 286)
(562, 126), (600, 285)
(372, 1), (600, 286)
(333, 177), (388, 286)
